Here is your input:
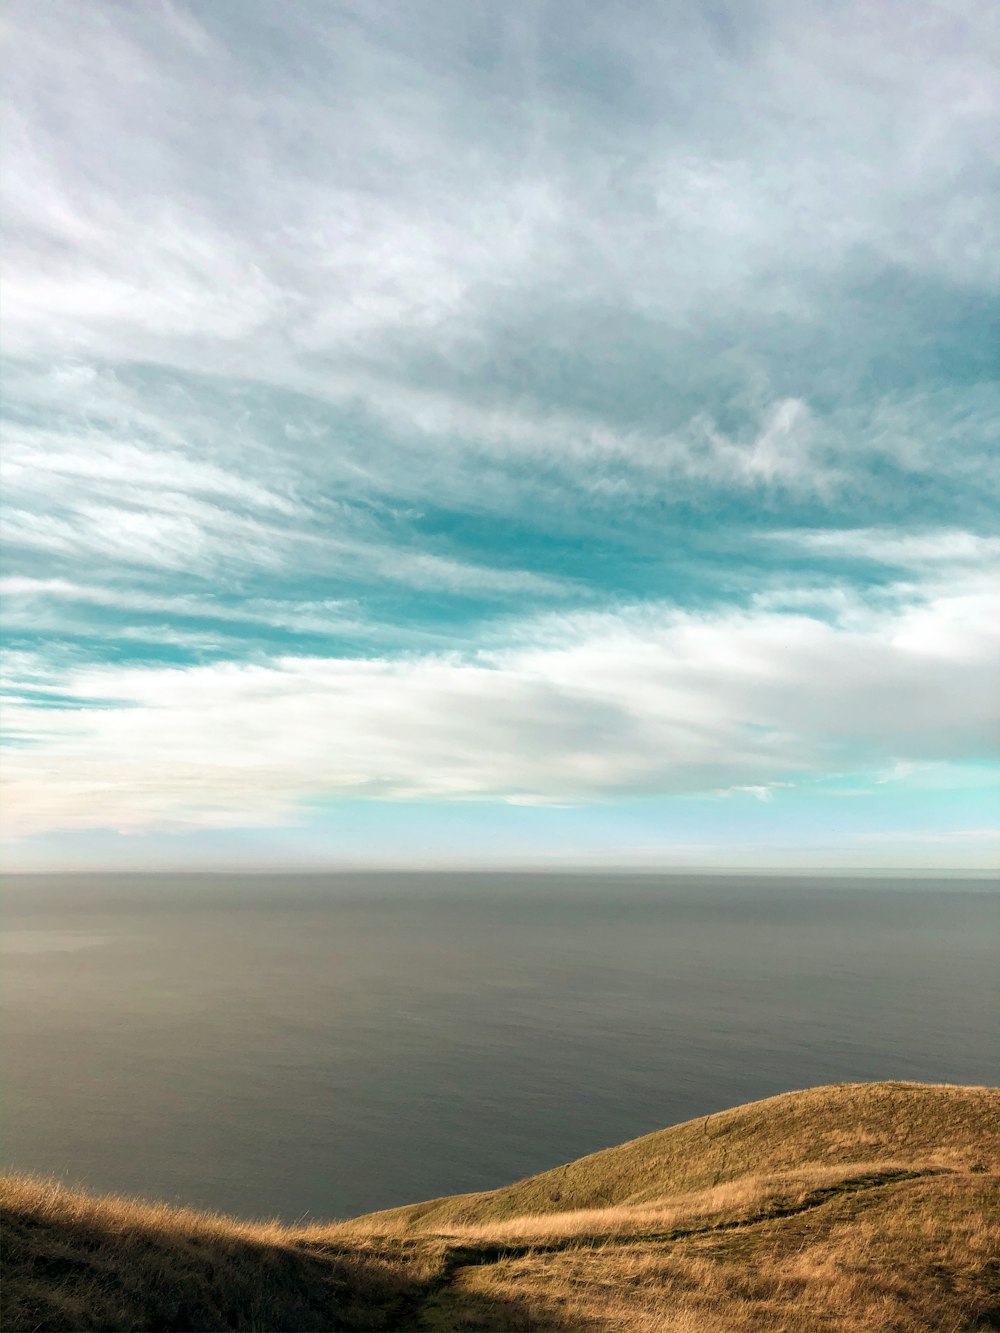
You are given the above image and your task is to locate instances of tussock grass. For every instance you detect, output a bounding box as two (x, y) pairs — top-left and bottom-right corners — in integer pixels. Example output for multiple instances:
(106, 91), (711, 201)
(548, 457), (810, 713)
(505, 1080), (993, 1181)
(3, 1082), (998, 1332)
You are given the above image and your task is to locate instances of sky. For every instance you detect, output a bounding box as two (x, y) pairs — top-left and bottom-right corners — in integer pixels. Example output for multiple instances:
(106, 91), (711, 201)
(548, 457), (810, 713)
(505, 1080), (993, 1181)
(1, 0), (998, 872)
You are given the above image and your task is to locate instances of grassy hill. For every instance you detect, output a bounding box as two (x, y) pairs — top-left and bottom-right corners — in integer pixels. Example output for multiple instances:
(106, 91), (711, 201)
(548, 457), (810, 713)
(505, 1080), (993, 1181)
(3, 1082), (998, 1332)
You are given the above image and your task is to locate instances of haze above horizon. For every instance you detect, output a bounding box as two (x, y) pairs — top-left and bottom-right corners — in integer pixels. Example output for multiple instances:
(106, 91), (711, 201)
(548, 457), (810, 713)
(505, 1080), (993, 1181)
(2, 1), (998, 871)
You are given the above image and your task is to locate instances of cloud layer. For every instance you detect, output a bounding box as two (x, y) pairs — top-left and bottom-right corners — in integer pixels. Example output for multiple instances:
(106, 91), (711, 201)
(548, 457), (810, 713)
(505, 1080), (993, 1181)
(1, 1), (997, 860)
(4, 572), (997, 837)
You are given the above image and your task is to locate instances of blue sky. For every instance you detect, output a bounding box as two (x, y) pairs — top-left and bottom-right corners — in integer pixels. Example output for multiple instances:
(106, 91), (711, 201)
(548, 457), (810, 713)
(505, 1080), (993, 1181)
(1, 0), (998, 870)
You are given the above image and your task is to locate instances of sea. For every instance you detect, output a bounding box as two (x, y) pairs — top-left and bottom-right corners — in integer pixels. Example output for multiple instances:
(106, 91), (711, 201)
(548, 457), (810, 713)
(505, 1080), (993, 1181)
(2, 872), (997, 1222)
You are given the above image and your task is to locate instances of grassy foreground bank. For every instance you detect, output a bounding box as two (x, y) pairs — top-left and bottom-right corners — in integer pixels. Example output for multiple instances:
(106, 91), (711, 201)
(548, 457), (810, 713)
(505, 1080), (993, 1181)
(3, 1082), (998, 1331)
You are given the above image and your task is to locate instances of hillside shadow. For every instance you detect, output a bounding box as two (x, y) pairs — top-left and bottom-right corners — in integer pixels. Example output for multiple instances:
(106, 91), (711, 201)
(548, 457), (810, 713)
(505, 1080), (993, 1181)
(3, 1200), (576, 1333)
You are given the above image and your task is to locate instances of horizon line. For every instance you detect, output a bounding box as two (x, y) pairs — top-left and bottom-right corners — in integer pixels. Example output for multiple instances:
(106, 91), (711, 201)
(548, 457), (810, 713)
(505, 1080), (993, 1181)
(2, 865), (996, 879)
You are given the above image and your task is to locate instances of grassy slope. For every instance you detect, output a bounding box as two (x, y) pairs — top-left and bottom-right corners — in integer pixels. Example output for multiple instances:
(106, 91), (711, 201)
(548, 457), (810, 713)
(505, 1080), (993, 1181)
(343, 1081), (999, 1233)
(0, 1174), (444, 1333)
(431, 1172), (1000, 1333)
(3, 1082), (998, 1332)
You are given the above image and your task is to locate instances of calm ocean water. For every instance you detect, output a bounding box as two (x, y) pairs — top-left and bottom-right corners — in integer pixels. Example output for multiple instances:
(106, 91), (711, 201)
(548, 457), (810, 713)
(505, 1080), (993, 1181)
(2, 873), (997, 1221)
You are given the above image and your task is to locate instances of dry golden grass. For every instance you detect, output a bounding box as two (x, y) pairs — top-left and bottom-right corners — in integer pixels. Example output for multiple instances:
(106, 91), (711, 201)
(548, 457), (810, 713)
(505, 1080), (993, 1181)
(0, 1173), (443, 1332)
(3, 1082), (998, 1332)
(440, 1172), (1000, 1332)
(329, 1162), (932, 1244)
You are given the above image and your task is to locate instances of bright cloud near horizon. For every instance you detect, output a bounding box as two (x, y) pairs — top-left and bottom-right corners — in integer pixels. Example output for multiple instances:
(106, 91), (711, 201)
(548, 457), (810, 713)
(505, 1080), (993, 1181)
(1, 0), (998, 871)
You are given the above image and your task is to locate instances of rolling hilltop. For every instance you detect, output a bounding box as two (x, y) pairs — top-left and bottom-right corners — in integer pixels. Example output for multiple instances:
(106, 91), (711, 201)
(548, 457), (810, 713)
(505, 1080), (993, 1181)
(3, 1082), (998, 1332)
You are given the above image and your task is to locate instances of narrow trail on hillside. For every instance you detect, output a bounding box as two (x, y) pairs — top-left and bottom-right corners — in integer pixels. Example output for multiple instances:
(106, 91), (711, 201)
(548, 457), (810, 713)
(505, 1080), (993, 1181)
(333, 1166), (944, 1331)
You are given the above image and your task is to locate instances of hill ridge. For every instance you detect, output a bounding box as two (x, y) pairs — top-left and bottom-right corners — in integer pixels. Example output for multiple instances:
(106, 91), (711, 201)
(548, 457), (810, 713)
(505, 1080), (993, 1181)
(345, 1079), (998, 1234)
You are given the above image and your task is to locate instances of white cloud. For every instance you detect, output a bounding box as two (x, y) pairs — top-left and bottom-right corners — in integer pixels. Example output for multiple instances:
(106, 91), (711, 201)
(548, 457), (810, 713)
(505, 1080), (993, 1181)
(2, 1), (996, 501)
(0, 403), (576, 593)
(3, 580), (996, 837)
(1, 2), (997, 862)
(0, 577), (364, 637)
(768, 528), (1000, 566)
(0, 498), (286, 572)
(1, 429), (297, 513)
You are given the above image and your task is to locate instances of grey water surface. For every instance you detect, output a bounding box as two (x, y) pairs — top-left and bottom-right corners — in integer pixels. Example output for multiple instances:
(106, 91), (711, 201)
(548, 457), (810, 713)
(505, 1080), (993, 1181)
(2, 872), (997, 1221)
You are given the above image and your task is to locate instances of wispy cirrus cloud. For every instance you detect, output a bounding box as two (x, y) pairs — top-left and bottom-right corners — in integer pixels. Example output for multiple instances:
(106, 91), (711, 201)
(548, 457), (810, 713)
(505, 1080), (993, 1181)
(4, 2), (998, 482)
(767, 528), (1000, 567)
